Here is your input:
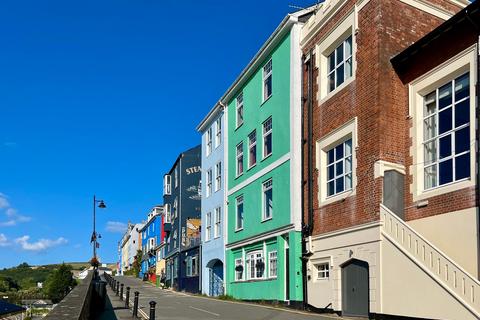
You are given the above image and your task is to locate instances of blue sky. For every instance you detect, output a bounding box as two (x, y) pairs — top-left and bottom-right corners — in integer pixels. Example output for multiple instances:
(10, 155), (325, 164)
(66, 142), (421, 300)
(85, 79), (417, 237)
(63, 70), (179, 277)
(0, 0), (315, 268)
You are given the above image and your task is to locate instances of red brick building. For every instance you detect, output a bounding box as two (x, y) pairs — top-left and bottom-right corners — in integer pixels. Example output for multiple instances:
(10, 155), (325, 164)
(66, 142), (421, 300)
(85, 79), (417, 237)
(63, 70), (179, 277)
(300, 0), (478, 318)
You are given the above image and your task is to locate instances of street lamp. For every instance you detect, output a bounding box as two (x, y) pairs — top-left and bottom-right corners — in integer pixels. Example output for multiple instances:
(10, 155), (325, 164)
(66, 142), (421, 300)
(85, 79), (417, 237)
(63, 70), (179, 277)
(92, 195), (106, 268)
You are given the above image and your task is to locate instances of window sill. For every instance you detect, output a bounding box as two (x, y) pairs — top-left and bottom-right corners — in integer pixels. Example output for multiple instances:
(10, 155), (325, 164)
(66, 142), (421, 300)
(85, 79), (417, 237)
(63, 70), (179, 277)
(261, 153), (272, 162)
(235, 173), (244, 180)
(320, 188), (355, 207)
(235, 123), (244, 131)
(319, 76), (354, 105)
(247, 164), (257, 171)
(261, 95), (272, 106)
(232, 278), (275, 284)
(414, 177), (474, 202)
(261, 217), (272, 223)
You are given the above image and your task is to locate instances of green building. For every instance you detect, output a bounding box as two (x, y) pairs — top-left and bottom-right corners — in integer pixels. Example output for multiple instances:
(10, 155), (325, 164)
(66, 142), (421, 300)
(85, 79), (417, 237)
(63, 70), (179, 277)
(221, 8), (313, 305)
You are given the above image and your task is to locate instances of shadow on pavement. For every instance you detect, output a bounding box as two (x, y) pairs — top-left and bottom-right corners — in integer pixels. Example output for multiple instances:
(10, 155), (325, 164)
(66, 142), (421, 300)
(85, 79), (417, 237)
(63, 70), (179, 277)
(94, 294), (120, 320)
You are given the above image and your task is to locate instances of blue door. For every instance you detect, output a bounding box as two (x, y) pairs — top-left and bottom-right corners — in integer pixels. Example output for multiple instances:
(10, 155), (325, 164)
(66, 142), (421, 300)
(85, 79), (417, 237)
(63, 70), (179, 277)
(209, 260), (224, 296)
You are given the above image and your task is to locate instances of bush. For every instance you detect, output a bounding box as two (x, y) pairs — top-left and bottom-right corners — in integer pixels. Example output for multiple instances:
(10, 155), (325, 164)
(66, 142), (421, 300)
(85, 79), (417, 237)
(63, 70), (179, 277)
(44, 263), (76, 303)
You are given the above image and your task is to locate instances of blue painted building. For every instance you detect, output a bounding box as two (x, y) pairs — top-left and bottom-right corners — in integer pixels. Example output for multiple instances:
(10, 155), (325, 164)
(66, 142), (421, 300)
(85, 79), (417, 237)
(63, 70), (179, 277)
(197, 103), (226, 296)
(163, 145), (202, 293)
(139, 206), (163, 283)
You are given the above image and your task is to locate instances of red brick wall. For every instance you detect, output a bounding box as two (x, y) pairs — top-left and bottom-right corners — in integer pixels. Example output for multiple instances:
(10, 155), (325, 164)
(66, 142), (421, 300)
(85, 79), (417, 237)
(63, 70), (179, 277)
(302, 0), (465, 236)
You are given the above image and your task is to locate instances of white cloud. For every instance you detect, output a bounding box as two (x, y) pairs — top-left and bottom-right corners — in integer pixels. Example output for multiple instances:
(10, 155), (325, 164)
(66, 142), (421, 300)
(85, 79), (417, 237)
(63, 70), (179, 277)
(15, 235), (68, 252)
(0, 193), (31, 226)
(0, 234), (9, 247)
(105, 221), (127, 233)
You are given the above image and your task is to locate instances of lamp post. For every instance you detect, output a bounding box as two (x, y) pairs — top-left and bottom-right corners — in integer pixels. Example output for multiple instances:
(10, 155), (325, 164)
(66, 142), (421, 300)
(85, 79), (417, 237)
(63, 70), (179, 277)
(92, 195), (106, 267)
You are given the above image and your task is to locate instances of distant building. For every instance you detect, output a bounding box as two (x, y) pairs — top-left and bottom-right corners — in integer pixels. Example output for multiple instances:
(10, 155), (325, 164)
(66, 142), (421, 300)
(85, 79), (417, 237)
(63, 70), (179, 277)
(139, 206), (163, 283)
(197, 102), (226, 296)
(0, 299), (25, 320)
(163, 145), (202, 293)
(119, 221), (144, 275)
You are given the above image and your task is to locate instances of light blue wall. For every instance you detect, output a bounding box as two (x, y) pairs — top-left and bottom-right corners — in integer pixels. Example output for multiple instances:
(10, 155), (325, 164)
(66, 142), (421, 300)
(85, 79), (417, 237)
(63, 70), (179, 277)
(200, 110), (226, 295)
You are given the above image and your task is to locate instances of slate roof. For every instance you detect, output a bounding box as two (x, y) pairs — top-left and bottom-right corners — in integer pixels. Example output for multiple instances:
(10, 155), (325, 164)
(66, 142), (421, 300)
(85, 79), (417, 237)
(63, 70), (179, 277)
(0, 299), (25, 315)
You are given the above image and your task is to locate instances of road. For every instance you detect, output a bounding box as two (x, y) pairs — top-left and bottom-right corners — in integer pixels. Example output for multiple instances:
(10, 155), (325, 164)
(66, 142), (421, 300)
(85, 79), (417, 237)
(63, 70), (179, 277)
(112, 275), (338, 320)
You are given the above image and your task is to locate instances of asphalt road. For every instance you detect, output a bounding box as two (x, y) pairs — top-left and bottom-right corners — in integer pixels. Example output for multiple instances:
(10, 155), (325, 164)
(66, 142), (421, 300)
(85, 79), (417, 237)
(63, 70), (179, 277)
(112, 275), (339, 320)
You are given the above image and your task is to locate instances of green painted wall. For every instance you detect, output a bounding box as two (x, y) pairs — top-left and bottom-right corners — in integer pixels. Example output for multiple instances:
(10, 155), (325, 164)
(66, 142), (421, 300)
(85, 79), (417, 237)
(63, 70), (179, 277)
(225, 231), (303, 302)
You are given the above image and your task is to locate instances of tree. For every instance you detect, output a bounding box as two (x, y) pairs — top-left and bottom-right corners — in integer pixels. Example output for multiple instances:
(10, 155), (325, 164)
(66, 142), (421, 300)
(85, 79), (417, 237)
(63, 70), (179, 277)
(44, 263), (76, 303)
(132, 250), (142, 277)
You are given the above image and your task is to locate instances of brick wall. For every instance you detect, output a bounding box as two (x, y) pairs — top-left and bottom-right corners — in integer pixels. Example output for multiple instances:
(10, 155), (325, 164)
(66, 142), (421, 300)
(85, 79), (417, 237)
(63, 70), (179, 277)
(302, 0), (465, 236)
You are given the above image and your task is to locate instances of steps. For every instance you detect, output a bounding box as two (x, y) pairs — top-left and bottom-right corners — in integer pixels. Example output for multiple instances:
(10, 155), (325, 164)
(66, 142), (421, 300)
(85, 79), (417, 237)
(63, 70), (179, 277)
(380, 204), (480, 318)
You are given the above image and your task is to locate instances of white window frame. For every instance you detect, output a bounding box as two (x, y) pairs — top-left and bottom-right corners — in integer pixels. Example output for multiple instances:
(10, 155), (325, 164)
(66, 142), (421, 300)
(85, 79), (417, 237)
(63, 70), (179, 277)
(262, 179), (273, 221)
(214, 207), (221, 238)
(206, 168), (213, 197)
(163, 175), (171, 195)
(236, 93), (244, 128)
(315, 262), (330, 280)
(215, 162), (221, 192)
(206, 127), (213, 156)
(316, 11), (356, 102)
(235, 258), (244, 281)
(262, 117), (272, 159)
(164, 203), (171, 223)
(215, 118), (221, 148)
(236, 142), (244, 177)
(409, 46), (476, 201)
(268, 251), (277, 278)
(235, 195), (244, 231)
(248, 130), (257, 168)
(205, 212), (212, 242)
(262, 59), (272, 102)
(325, 139), (353, 198)
(326, 35), (353, 94)
(174, 167), (178, 189)
(246, 250), (264, 280)
(317, 117), (358, 206)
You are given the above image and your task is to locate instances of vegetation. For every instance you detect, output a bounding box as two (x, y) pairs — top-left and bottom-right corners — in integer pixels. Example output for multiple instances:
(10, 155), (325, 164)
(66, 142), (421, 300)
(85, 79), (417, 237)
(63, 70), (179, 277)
(44, 263), (77, 303)
(132, 250), (142, 276)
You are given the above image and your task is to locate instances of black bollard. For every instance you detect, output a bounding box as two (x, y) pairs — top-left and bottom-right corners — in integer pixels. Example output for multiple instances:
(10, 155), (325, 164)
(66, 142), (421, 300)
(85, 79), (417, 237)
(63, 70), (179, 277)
(120, 283), (124, 301)
(149, 301), (156, 320)
(125, 286), (130, 308)
(116, 281), (120, 296)
(133, 291), (139, 318)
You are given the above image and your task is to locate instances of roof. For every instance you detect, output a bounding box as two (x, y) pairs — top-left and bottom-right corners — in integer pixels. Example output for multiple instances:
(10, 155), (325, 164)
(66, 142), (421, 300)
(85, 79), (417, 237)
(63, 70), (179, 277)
(164, 144), (201, 176)
(0, 300), (25, 315)
(391, 0), (479, 80)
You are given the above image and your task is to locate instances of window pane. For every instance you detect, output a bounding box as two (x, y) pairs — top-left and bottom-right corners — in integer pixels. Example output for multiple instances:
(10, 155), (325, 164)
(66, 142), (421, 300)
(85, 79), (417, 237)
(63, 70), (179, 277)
(265, 76), (272, 99)
(336, 177), (344, 193)
(336, 161), (343, 175)
(423, 115), (436, 140)
(345, 173), (352, 190)
(455, 152), (470, 180)
(455, 73), (469, 101)
(327, 165), (334, 180)
(424, 92), (436, 116)
(438, 82), (452, 109)
(439, 135), (452, 159)
(455, 126), (470, 154)
(335, 144), (344, 160)
(345, 36), (352, 56)
(265, 134), (272, 156)
(424, 165), (437, 189)
(336, 64), (344, 86)
(345, 58), (352, 78)
(345, 156), (352, 173)
(327, 181), (334, 196)
(345, 139), (352, 156)
(336, 43), (344, 64)
(439, 159), (453, 185)
(328, 54), (335, 73)
(328, 72), (335, 93)
(439, 107), (452, 134)
(454, 98), (469, 127)
(327, 149), (335, 164)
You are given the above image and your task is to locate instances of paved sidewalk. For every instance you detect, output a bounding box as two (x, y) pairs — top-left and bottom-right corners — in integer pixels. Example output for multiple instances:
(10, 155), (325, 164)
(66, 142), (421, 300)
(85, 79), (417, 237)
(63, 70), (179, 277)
(95, 276), (139, 320)
(113, 275), (340, 320)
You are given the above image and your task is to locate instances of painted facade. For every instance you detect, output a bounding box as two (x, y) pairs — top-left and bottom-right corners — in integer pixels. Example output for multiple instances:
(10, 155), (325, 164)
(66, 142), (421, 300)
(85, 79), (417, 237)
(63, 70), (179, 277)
(139, 206), (163, 283)
(222, 8), (313, 305)
(119, 222), (144, 275)
(300, 0), (476, 319)
(197, 104), (226, 296)
(163, 145), (202, 293)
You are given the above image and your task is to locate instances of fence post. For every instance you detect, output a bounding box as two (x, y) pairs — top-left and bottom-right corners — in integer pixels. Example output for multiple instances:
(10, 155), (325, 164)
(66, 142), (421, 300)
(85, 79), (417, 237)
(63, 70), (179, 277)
(116, 282), (119, 296)
(149, 301), (156, 320)
(125, 286), (130, 308)
(133, 291), (139, 318)
(120, 283), (124, 300)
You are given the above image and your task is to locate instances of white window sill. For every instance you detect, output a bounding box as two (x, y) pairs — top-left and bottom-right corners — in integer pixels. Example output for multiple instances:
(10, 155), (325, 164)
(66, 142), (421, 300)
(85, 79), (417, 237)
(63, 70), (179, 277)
(235, 228), (244, 233)
(261, 217), (272, 223)
(414, 178), (474, 202)
(262, 153), (272, 162)
(319, 76), (355, 105)
(235, 123), (244, 131)
(261, 95), (272, 106)
(320, 188), (355, 207)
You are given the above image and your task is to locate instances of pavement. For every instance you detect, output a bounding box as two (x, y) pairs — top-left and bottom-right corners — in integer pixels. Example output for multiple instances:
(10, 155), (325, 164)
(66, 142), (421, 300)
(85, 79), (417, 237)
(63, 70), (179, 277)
(112, 275), (341, 320)
(95, 275), (139, 320)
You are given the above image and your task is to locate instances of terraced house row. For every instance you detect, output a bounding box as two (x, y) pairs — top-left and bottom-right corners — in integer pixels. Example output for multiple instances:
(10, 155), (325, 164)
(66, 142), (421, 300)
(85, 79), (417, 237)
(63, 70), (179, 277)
(118, 0), (479, 319)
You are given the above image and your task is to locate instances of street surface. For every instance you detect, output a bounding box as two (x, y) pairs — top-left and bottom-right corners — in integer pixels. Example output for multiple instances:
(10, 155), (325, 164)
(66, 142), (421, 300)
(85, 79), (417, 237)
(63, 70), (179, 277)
(113, 275), (339, 320)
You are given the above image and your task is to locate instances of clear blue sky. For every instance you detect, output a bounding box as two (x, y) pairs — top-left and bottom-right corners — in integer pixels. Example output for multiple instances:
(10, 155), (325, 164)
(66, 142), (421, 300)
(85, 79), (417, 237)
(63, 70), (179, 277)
(0, 0), (315, 268)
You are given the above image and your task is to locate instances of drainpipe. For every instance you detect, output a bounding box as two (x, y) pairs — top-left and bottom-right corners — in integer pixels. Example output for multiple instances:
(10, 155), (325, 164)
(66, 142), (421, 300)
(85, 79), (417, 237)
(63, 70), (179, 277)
(301, 48), (314, 310)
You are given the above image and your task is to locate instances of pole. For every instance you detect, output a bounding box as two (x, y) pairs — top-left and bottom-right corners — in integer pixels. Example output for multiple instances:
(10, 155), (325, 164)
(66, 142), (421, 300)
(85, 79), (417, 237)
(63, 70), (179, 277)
(149, 301), (156, 320)
(133, 291), (139, 318)
(125, 286), (130, 308)
(120, 283), (124, 300)
(93, 195), (96, 262)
